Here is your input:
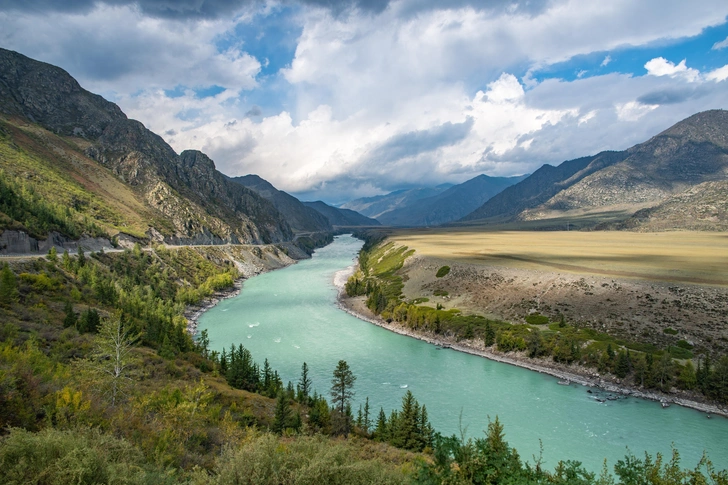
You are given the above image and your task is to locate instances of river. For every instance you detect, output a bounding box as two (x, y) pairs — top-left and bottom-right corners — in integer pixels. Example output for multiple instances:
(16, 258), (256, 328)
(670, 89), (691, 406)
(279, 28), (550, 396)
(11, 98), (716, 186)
(198, 234), (728, 472)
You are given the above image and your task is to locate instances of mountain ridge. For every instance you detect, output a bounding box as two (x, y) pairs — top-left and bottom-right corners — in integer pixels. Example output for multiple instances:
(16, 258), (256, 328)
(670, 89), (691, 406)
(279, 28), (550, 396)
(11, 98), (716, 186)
(0, 47), (297, 247)
(461, 110), (728, 230)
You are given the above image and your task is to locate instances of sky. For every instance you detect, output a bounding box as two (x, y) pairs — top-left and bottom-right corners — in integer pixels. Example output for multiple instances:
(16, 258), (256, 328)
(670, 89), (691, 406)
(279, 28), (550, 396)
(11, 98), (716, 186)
(1, 1), (727, 204)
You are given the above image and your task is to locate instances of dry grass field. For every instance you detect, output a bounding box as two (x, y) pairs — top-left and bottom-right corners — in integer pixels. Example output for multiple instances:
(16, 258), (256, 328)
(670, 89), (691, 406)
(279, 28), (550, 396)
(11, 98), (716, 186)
(390, 229), (728, 286)
(382, 228), (728, 354)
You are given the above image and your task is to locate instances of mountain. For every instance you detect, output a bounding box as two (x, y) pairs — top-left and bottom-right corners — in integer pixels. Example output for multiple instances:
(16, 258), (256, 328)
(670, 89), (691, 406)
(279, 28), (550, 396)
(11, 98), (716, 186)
(302, 201), (380, 227)
(231, 175), (331, 234)
(341, 185), (452, 220)
(461, 110), (728, 229)
(0, 47), (294, 247)
(377, 174), (526, 226)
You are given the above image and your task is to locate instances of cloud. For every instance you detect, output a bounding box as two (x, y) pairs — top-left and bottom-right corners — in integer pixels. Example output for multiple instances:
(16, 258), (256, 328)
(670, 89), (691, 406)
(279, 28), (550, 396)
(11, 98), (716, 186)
(644, 57), (701, 82)
(706, 64), (728, 82)
(3, 0), (728, 202)
(712, 35), (728, 50)
(0, 4), (260, 94)
(245, 105), (263, 117)
(365, 118), (474, 165)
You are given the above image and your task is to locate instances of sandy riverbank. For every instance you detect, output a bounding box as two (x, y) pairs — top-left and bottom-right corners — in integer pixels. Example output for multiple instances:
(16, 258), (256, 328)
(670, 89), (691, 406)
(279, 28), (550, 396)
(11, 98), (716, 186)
(333, 263), (728, 419)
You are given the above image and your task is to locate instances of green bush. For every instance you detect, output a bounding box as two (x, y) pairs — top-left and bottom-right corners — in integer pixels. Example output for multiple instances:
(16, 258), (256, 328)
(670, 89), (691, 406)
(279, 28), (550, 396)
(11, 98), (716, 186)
(0, 427), (173, 485)
(663, 327), (678, 335)
(433, 290), (448, 297)
(525, 313), (549, 325)
(191, 433), (409, 485)
(435, 266), (450, 278)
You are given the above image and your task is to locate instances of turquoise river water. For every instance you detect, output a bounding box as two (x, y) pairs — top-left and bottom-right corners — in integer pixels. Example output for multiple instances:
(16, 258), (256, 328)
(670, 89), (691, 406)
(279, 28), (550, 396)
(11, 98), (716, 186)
(199, 235), (727, 472)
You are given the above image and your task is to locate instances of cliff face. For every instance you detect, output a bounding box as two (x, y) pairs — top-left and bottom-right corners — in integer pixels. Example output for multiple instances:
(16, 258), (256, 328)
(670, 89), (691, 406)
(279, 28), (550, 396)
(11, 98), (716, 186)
(0, 48), (293, 245)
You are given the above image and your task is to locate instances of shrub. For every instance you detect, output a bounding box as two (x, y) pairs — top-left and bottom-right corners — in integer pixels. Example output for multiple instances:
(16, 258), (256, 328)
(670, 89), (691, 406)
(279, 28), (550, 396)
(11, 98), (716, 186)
(435, 266), (450, 278)
(663, 327), (678, 335)
(0, 427), (172, 484)
(525, 313), (549, 325)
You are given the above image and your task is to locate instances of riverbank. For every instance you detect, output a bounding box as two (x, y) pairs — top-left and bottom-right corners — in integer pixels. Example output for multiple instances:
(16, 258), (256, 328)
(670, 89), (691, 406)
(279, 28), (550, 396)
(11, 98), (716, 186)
(333, 264), (728, 419)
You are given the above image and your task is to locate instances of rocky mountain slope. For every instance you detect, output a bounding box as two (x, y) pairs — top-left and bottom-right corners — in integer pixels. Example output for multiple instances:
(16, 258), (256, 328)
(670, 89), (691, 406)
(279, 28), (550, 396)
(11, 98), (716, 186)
(302, 201), (380, 226)
(377, 174), (526, 226)
(462, 110), (728, 230)
(231, 175), (332, 233)
(0, 47), (294, 246)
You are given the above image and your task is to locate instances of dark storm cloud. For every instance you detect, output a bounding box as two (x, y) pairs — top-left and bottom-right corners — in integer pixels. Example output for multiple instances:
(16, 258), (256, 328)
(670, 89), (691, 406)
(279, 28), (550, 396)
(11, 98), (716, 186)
(0, 0), (256, 18)
(0, 0), (387, 18)
(366, 117), (474, 165)
(0, 0), (550, 18)
(638, 88), (695, 106)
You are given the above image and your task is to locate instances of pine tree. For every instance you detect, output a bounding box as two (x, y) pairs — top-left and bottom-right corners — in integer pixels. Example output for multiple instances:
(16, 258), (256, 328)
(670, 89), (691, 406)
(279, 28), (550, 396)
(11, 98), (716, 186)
(0, 263), (19, 306)
(363, 396), (371, 433)
(298, 362), (312, 404)
(63, 301), (77, 328)
(374, 407), (388, 441)
(330, 360), (356, 415)
(272, 391), (291, 434)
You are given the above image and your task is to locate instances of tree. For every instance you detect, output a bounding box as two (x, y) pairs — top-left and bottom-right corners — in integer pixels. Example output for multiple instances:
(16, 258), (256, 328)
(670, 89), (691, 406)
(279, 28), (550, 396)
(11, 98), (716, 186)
(0, 263), (19, 306)
(298, 362), (312, 404)
(363, 396), (371, 433)
(85, 314), (139, 406)
(47, 246), (57, 263)
(330, 360), (356, 436)
(330, 360), (356, 415)
(62, 301), (77, 328)
(272, 391), (291, 434)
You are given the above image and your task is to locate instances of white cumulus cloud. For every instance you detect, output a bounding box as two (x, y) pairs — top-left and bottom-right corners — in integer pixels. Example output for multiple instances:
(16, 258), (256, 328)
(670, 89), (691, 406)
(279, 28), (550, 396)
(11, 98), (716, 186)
(644, 57), (700, 82)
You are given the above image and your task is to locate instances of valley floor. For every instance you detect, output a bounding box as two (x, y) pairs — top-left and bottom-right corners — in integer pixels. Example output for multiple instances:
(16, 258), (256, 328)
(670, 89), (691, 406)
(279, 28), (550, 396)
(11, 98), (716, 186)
(334, 261), (728, 419)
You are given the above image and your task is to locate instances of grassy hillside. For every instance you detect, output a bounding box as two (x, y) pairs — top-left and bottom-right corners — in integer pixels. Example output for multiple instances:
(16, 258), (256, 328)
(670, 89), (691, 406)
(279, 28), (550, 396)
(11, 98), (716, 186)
(0, 116), (171, 240)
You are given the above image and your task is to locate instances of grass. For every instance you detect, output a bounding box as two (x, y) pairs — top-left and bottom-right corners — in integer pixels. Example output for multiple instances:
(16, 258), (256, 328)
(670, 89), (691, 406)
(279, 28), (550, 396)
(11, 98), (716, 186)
(389, 228), (728, 286)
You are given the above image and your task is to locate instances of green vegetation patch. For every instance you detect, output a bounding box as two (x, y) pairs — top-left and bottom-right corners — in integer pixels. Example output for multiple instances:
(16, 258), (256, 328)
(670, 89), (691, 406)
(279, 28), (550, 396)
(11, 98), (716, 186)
(525, 313), (549, 325)
(663, 327), (678, 335)
(435, 265), (450, 278)
(433, 289), (449, 297)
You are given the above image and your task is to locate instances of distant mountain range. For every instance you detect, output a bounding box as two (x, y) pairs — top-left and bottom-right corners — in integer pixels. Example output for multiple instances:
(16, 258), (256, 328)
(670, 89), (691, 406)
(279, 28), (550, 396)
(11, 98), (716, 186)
(373, 174), (527, 226)
(302, 201), (380, 227)
(460, 110), (728, 230)
(0, 48), (374, 253)
(341, 185), (452, 221)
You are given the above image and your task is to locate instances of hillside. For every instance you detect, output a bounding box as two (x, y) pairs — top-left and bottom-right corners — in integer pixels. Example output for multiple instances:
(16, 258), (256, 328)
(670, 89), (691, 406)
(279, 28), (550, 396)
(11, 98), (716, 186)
(461, 110), (728, 230)
(341, 185), (451, 220)
(231, 174), (332, 234)
(0, 48), (294, 249)
(377, 174), (526, 226)
(302, 201), (380, 226)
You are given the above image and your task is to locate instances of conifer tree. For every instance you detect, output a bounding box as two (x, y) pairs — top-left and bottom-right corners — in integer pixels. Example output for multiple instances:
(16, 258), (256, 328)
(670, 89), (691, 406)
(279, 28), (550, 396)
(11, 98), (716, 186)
(0, 263), (19, 306)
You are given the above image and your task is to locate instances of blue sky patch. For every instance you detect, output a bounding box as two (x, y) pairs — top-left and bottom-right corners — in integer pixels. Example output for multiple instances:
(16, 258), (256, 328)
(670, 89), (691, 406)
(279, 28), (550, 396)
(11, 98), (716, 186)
(529, 18), (728, 83)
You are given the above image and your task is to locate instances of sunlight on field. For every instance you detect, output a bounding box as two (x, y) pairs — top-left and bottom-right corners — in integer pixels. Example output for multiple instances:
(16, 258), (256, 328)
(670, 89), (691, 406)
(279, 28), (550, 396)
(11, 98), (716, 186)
(390, 229), (728, 286)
